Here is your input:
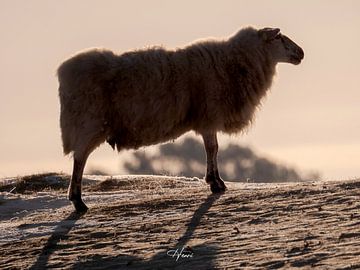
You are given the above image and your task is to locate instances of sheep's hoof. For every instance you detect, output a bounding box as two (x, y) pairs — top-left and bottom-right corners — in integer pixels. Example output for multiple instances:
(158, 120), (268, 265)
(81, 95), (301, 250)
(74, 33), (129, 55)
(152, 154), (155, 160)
(210, 181), (227, 194)
(71, 199), (89, 213)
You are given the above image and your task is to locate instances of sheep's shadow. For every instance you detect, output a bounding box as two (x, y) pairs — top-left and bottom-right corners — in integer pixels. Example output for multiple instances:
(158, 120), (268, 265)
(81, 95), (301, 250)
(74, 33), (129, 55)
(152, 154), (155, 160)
(29, 211), (84, 270)
(72, 194), (221, 269)
(30, 194), (221, 269)
(176, 193), (221, 247)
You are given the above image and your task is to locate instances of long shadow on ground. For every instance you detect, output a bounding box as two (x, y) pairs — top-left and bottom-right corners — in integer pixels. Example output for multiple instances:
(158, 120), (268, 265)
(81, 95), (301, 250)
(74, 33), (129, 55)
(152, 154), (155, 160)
(29, 212), (84, 270)
(30, 194), (221, 270)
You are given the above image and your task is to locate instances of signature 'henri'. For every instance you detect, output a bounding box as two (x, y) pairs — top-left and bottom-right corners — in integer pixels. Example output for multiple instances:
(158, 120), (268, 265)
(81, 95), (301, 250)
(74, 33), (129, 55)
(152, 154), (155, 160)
(167, 246), (194, 261)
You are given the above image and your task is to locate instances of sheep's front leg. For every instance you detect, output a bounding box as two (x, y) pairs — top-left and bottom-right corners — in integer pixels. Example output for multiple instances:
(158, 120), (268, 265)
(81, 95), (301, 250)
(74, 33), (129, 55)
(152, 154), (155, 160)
(202, 132), (227, 193)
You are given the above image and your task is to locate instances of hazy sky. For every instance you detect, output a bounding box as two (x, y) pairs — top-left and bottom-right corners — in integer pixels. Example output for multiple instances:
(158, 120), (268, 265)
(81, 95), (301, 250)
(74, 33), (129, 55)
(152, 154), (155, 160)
(0, 0), (359, 179)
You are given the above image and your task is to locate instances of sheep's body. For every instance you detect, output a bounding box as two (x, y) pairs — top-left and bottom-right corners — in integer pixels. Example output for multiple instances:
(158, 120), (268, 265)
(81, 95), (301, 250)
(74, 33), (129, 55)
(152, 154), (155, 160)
(58, 26), (304, 212)
(59, 28), (274, 153)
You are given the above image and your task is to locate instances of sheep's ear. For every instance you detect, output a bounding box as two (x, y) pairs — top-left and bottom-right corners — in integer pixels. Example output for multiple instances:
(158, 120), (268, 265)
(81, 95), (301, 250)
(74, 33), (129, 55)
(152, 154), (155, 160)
(259, 28), (280, 41)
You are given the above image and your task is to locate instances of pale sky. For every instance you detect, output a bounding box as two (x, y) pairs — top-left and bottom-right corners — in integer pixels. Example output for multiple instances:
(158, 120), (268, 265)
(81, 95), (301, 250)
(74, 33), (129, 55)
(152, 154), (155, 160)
(0, 0), (359, 180)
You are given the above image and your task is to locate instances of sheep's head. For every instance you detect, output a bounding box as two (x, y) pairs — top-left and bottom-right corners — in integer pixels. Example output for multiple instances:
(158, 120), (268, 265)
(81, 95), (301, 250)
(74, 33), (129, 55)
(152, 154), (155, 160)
(259, 28), (304, 65)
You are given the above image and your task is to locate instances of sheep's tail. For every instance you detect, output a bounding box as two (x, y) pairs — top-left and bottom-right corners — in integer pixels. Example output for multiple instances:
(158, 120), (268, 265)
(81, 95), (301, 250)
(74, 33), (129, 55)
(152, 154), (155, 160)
(60, 118), (72, 155)
(57, 59), (76, 156)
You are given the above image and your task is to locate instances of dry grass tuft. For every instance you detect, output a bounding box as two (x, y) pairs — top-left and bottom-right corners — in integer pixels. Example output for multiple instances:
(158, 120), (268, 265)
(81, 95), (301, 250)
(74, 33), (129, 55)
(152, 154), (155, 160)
(0, 173), (70, 194)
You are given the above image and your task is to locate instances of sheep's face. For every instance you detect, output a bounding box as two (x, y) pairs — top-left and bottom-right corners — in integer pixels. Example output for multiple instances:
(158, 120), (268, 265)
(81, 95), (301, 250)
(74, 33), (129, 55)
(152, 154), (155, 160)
(259, 28), (304, 65)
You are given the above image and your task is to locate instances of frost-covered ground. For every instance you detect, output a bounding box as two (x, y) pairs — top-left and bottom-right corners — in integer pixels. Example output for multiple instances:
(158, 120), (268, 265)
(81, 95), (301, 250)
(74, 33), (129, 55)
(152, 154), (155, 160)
(0, 174), (360, 269)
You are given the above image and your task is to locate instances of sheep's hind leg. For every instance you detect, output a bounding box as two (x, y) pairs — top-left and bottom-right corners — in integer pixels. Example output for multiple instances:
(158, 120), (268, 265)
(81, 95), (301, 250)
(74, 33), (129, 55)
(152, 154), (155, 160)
(68, 151), (90, 213)
(202, 132), (227, 193)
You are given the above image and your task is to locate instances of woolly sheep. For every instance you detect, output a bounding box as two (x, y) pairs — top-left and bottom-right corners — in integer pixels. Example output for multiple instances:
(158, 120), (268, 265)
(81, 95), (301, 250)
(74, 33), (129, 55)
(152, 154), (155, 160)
(58, 26), (304, 212)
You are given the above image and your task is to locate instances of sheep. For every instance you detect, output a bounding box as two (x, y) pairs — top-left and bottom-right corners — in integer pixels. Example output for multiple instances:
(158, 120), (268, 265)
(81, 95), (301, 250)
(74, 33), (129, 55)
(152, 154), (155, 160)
(58, 26), (304, 213)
